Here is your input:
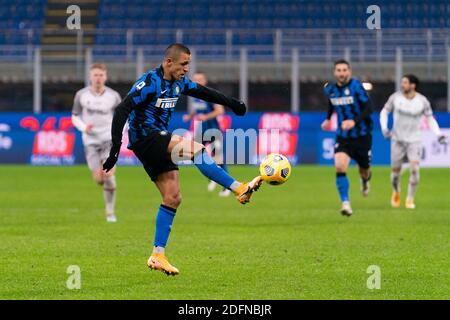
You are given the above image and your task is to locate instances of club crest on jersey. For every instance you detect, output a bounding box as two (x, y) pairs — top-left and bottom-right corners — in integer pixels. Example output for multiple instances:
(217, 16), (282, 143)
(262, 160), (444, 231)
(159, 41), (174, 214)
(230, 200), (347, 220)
(175, 86), (180, 94)
(344, 88), (350, 96)
(156, 97), (178, 109)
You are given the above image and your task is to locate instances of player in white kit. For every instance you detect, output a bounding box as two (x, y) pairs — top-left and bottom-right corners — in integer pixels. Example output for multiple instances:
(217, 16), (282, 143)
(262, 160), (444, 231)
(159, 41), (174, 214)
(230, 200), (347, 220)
(72, 63), (122, 222)
(380, 75), (447, 209)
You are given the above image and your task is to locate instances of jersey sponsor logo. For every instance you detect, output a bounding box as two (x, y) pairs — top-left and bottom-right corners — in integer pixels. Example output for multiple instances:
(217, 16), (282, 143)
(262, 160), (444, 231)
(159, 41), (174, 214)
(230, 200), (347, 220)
(396, 107), (423, 117)
(156, 97), (178, 109)
(86, 108), (111, 115)
(330, 96), (354, 106)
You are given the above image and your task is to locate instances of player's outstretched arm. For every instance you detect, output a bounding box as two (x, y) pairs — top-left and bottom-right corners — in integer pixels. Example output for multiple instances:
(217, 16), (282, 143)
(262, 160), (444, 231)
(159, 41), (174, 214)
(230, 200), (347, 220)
(103, 96), (134, 172)
(185, 84), (246, 116)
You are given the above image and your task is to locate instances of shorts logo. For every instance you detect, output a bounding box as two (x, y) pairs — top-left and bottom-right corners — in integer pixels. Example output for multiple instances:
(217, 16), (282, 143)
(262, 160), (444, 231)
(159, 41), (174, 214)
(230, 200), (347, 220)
(160, 131), (168, 136)
(156, 98), (178, 109)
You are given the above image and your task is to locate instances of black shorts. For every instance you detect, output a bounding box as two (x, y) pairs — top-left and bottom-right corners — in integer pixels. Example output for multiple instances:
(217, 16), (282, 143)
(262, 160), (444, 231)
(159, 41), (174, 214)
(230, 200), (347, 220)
(335, 135), (372, 169)
(129, 131), (178, 182)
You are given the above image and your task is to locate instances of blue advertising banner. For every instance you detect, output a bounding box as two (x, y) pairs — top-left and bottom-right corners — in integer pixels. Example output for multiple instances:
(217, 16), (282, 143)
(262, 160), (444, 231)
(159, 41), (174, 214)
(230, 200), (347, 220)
(1, 112), (449, 166)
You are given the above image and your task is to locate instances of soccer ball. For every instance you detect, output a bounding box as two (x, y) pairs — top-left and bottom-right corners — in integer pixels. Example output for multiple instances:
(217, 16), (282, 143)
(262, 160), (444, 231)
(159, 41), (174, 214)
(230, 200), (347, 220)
(259, 153), (292, 185)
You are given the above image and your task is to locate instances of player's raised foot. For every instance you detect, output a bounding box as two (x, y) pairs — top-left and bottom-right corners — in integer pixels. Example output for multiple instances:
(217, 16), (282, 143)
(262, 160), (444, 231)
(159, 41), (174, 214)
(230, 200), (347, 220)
(234, 176), (263, 204)
(405, 197), (416, 209)
(391, 191), (401, 208)
(218, 188), (231, 197)
(340, 201), (353, 217)
(207, 180), (217, 192)
(106, 214), (117, 223)
(147, 253), (179, 276)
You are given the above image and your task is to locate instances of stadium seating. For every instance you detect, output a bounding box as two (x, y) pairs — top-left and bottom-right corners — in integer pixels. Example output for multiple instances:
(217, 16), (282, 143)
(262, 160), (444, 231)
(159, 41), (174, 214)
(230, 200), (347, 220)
(0, 0), (46, 45)
(1, 0), (450, 54)
(95, 0), (450, 48)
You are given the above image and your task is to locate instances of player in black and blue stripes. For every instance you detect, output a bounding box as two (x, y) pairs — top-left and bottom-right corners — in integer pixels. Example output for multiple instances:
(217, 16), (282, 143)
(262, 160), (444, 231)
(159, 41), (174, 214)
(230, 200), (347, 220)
(102, 44), (262, 275)
(183, 72), (231, 197)
(321, 59), (373, 216)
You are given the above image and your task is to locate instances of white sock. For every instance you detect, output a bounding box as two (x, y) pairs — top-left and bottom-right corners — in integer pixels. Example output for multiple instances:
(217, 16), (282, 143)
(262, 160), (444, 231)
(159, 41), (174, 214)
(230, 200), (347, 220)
(103, 175), (116, 215)
(153, 246), (165, 254)
(229, 181), (241, 192)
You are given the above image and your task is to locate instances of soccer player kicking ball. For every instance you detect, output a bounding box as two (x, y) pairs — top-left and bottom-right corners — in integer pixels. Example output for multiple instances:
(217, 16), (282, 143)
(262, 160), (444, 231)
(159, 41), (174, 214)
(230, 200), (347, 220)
(321, 59), (374, 216)
(380, 74), (447, 209)
(103, 44), (262, 275)
(183, 71), (231, 197)
(72, 63), (122, 223)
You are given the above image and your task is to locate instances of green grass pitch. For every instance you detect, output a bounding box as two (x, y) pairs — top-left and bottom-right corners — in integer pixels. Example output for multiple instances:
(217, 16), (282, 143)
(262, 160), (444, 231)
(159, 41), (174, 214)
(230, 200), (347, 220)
(0, 165), (449, 299)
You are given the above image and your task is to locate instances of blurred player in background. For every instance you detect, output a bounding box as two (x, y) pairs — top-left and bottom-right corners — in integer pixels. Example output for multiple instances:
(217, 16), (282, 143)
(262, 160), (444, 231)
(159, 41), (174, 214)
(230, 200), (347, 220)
(183, 72), (231, 197)
(72, 63), (122, 222)
(102, 44), (262, 275)
(321, 59), (373, 216)
(380, 74), (447, 209)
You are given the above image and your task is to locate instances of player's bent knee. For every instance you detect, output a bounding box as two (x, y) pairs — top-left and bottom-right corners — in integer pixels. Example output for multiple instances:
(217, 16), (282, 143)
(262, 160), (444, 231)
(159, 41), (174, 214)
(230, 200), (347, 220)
(93, 171), (104, 185)
(103, 166), (115, 178)
(163, 192), (182, 208)
(334, 160), (348, 173)
(335, 165), (347, 173)
(392, 167), (401, 174)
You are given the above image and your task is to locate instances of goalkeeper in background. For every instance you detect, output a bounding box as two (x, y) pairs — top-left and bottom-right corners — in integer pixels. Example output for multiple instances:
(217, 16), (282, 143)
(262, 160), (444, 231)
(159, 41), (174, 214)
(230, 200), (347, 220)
(72, 63), (122, 222)
(380, 74), (447, 209)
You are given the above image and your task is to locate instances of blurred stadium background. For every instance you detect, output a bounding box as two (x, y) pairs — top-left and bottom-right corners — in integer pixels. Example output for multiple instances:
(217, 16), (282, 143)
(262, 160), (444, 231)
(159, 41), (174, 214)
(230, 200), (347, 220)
(0, 0), (449, 166)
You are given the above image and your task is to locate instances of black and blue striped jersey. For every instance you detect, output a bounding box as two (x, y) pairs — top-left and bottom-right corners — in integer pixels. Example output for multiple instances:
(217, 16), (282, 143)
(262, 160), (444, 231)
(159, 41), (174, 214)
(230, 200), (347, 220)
(109, 65), (246, 150)
(324, 78), (373, 139)
(127, 65), (197, 145)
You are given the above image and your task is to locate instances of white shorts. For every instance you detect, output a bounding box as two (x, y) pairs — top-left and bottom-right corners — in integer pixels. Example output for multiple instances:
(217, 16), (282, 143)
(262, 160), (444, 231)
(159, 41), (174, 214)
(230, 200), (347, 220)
(391, 140), (422, 168)
(84, 141), (111, 171)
